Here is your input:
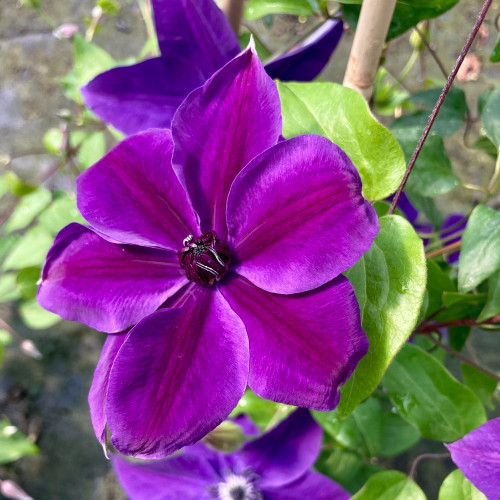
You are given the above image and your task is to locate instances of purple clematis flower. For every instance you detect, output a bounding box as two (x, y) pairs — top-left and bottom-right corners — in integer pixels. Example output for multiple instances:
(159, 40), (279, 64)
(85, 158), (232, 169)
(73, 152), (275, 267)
(112, 409), (350, 500)
(81, 0), (343, 135)
(447, 417), (500, 499)
(38, 47), (377, 458)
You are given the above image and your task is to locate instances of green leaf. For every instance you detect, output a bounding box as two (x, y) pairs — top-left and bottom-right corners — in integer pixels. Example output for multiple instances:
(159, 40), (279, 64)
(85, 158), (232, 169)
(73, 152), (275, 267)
(0, 329), (13, 347)
(482, 85), (500, 147)
(19, 299), (60, 330)
(239, 33), (271, 61)
(490, 36), (500, 63)
(97, 0), (120, 14)
(38, 193), (85, 235)
(61, 34), (115, 103)
(461, 363), (497, 410)
(4, 172), (37, 196)
(383, 344), (486, 442)
(5, 188), (52, 233)
(338, 215), (426, 417)
(474, 136), (498, 158)
(341, 0), (460, 40)
(2, 226), (54, 271)
(244, 0), (321, 19)
(478, 271), (500, 322)
(278, 81), (406, 201)
(406, 191), (444, 229)
(77, 131), (107, 169)
(43, 128), (64, 155)
(16, 267), (41, 300)
(0, 273), (21, 302)
(426, 259), (455, 316)
(351, 470), (426, 500)
(390, 126), (460, 197)
(0, 420), (39, 464)
(439, 470), (487, 500)
(458, 205), (500, 292)
(380, 412), (420, 457)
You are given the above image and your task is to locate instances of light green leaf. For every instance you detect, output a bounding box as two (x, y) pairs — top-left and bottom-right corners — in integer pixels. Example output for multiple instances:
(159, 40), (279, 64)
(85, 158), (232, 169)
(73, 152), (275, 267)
(4, 172), (37, 196)
(461, 363), (497, 410)
(478, 271), (500, 322)
(245, 0), (321, 19)
(482, 85), (500, 147)
(0, 329), (13, 347)
(352, 470), (426, 500)
(97, 0), (120, 14)
(390, 126), (459, 197)
(0, 273), (21, 302)
(77, 131), (107, 169)
(278, 81), (406, 201)
(339, 215), (426, 417)
(5, 188), (52, 233)
(43, 128), (64, 155)
(458, 205), (500, 292)
(19, 299), (60, 330)
(383, 344), (486, 442)
(380, 412), (420, 457)
(239, 32), (271, 61)
(2, 226), (53, 271)
(0, 420), (39, 464)
(439, 470), (487, 500)
(16, 267), (41, 300)
(38, 193), (85, 235)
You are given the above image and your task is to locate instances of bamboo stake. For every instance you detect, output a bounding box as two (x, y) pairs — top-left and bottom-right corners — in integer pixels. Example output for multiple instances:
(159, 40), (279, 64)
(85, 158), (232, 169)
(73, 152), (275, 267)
(221, 0), (244, 34)
(343, 0), (397, 100)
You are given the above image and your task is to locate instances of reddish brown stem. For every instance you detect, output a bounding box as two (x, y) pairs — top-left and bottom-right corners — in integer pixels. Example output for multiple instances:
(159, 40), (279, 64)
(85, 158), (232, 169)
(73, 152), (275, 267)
(409, 453), (451, 480)
(426, 240), (462, 258)
(418, 314), (500, 333)
(388, 0), (493, 215)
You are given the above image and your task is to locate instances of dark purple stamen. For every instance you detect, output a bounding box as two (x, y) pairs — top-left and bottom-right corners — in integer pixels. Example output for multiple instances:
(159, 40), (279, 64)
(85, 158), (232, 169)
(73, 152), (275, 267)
(178, 231), (230, 286)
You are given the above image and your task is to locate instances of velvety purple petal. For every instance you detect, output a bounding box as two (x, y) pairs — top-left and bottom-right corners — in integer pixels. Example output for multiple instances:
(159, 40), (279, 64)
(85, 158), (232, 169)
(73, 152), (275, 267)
(89, 333), (127, 445)
(263, 470), (350, 500)
(227, 135), (378, 294)
(236, 409), (322, 488)
(37, 223), (187, 333)
(440, 213), (466, 264)
(152, 0), (239, 79)
(172, 48), (282, 237)
(81, 58), (205, 135)
(220, 274), (368, 411)
(107, 286), (249, 458)
(232, 414), (259, 436)
(447, 418), (500, 500)
(77, 129), (199, 250)
(112, 454), (219, 500)
(265, 20), (343, 82)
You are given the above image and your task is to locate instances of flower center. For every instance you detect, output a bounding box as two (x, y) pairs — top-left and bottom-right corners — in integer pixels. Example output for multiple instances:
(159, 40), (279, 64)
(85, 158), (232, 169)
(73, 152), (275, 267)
(178, 231), (230, 287)
(212, 473), (262, 500)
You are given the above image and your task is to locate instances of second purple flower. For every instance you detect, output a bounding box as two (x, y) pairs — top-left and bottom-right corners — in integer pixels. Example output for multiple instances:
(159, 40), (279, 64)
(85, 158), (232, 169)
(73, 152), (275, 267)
(38, 48), (378, 458)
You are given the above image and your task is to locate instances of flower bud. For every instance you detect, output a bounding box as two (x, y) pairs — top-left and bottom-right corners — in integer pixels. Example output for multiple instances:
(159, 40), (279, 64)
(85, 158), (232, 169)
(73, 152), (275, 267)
(410, 21), (430, 52)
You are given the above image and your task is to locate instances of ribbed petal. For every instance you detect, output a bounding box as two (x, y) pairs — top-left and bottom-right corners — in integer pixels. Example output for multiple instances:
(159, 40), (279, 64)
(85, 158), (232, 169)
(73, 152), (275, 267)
(220, 274), (368, 410)
(77, 129), (199, 250)
(152, 0), (239, 79)
(89, 333), (127, 445)
(227, 135), (378, 294)
(236, 409), (322, 488)
(112, 454), (219, 500)
(263, 471), (350, 500)
(265, 20), (343, 82)
(447, 418), (500, 500)
(172, 48), (282, 238)
(107, 286), (249, 458)
(81, 57), (205, 135)
(37, 223), (187, 333)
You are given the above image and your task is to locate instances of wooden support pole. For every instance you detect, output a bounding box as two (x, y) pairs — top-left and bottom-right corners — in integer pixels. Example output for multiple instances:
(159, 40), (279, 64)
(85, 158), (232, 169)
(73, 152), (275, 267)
(221, 0), (244, 34)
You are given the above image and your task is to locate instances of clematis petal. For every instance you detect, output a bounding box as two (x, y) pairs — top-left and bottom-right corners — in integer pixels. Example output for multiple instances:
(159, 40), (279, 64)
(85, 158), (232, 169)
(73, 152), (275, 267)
(152, 0), (240, 79)
(77, 129), (199, 250)
(232, 414), (259, 437)
(446, 417), (500, 500)
(172, 48), (282, 237)
(107, 286), (249, 458)
(89, 333), (127, 445)
(227, 135), (378, 294)
(263, 471), (350, 500)
(220, 274), (368, 411)
(112, 454), (219, 500)
(236, 409), (322, 488)
(37, 223), (187, 333)
(265, 20), (343, 82)
(81, 57), (206, 135)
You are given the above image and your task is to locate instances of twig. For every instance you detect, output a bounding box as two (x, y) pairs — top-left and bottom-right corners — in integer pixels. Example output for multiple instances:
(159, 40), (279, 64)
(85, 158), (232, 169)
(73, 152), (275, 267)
(413, 25), (448, 79)
(409, 453), (451, 480)
(388, 0), (494, 215)
(418, 315), (500, 333)
(426, 240), (461, 258)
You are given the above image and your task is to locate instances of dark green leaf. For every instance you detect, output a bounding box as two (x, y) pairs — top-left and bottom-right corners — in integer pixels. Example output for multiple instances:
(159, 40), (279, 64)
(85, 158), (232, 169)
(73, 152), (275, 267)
(4, 172), (37, 196)
(406, 191), (444, 229)
(461, 363), (497, 410)
(380, 412), (420, 457)
(490, 36), (500, 63)
(383, 344), (486, 442)
(448, 325), (470, 352)
(16, 267), (41, 300)
(426, 259), (455, 316)
(339, 215), (426, 417)
(474, 136), (498, 158)
(458, 205), (500, 292)
(239, 33), (271, 61)
(481, 85), (500, 147)
(478, 271), (500, 322)
(0, 420), (39, 464)
(278, 81), (406, 201)
(439, 470), (487, 500)
(351, 470), (426, 499)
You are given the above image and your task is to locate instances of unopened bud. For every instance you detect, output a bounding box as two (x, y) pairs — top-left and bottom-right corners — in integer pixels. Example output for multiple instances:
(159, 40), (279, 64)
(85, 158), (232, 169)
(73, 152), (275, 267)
(0, 479), (34, 500)
(410, 21), (430, 52)
(53, 23), (79, 40)
(20, 340), (42, 360)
